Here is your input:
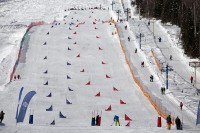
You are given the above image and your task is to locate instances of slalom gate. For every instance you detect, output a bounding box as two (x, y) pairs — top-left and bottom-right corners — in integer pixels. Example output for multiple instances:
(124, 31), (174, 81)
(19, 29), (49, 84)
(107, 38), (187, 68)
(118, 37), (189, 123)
(106, 19), (175, 124)
(9, 21), (46, 82)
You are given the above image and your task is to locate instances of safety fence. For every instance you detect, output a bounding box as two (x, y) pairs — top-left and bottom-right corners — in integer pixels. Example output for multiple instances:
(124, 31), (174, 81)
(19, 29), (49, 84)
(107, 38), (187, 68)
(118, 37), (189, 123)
(111, 20), (175, 124)
(151, 49), (161, 71)
(10, 21), (46, 82)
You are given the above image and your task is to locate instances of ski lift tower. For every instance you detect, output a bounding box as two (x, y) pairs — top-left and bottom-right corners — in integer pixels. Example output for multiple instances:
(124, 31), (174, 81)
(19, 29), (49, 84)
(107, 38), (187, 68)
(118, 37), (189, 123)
(161, 64), (173, 89)
(111, 1), (115, 10)
(124, 8), (131, 21)
(152, 18), (156, 39)
(189, 61), (200, 87)
(116, 10), (121, 21)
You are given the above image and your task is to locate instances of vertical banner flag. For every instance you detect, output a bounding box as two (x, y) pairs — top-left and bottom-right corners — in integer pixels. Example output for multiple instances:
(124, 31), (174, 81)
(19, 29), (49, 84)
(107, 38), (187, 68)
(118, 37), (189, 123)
(16, 87), (24, 120)
(17, 91), (36, 123)
(196, 100), (200, 125)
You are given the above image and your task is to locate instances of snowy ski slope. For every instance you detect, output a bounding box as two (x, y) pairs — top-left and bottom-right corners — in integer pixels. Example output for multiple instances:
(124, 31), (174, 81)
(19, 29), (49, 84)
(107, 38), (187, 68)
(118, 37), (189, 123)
(0, 0), (200, 132)
(0, 10), (161, 132)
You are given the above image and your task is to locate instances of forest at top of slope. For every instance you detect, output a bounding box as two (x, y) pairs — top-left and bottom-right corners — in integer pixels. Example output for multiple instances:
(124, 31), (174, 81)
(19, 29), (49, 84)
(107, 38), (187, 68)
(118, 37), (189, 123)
(133, 0), (200, 59)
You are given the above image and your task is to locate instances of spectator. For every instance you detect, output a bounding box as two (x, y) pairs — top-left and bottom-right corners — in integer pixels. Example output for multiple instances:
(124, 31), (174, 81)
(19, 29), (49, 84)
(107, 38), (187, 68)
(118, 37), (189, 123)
(190, 76), (193, 84)
(0, 110), (5, 123)
(180, 102), (183, 110)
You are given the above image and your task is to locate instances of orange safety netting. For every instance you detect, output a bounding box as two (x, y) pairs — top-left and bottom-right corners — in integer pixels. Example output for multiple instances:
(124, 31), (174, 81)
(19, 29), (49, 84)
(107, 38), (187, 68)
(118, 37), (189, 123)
(106, 19), (174, 125)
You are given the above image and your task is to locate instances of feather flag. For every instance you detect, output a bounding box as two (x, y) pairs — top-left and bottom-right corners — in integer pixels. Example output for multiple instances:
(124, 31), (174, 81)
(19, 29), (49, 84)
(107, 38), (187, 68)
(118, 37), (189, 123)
(17, 91), (36, 123)
(196, 100), (200, 125)
(16, 87), (24, 120)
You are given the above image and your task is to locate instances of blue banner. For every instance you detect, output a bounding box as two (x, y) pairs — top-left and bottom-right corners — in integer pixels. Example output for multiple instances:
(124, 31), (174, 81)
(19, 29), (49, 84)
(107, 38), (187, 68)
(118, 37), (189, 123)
(17, 91), (36, 123)
(196, 100), (200, 125)
(18, 87), (24, 102)
(16, 87), (24, 120)
(16, 104), (19, 121)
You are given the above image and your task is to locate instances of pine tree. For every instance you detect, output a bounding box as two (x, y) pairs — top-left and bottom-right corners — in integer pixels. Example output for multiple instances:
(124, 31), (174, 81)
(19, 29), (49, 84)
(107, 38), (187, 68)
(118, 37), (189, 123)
(154, 0), (163, 19)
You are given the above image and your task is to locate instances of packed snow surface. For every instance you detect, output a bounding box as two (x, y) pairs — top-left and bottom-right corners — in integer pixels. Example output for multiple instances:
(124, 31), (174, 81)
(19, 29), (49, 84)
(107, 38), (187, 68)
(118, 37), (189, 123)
(0, 0), (200, 132)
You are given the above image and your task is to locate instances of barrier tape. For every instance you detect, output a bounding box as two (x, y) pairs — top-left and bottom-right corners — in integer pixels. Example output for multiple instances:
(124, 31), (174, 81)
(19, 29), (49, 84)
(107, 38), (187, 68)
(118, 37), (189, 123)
(151, 49), (161, 70)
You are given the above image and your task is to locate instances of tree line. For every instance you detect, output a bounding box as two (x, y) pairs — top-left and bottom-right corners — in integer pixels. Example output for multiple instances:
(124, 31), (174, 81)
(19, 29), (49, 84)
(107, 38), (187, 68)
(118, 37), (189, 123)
(133, 0), (200, 58)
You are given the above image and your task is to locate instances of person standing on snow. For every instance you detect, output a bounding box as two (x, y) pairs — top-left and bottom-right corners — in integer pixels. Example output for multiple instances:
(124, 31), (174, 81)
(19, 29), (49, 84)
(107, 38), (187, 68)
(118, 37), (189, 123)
(170, 55), (172, 60)
(14, 75), (16, 81)
(141, 61), (144, 67)
(96, 115), (99, 126)
(158, 37), (161, 42)
(0, 110), (5, 123)
(150, 75), (154, 82)
(135, 48), (137, 53)
(125, 25), (127, 30)
(17, 75), (21, 80)
(180, 102), (183, 110)
(161, 87), (164, 95)
(166, 115), (172, 130)
(190, 76), (193, 84)
(175, 116), (182, 130)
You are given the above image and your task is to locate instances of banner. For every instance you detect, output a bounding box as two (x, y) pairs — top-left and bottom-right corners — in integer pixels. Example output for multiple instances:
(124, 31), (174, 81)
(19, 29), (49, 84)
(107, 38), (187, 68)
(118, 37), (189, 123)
(196, 100), (200, 125)
(18, 87), (24, 102)
(17, 91), (36, 123)
(16, 87), (24, 120)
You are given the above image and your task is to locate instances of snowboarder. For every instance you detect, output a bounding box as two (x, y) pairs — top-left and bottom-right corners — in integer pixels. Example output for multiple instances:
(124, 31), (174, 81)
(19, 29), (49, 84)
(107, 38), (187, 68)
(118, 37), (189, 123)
(128, 36), (130, 41)
(166, 115), (172, 130)
(190, 76), (193, 84)
(46, 32), (49, 35)
(175, 116), (182, 130)
(158, 37), (161, 42)
(180, 102), (183, 110)
(150, 75), (154, 82)
(17, 75), (21, 80)
(170, 55), (172, 60)
(96, 115), (99, 126)
(113, 115), (120, 126)
(0, 110), (5, 123)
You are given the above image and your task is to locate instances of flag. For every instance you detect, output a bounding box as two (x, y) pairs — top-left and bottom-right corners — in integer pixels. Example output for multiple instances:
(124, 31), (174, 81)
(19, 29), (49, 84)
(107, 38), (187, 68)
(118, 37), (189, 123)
(95, 92), (100, 97)
(125, 121), (130, 126)
(16, 87), (24, 120)
(105, 105), (112, 111)
(59, 111), (66, 118)
(86, 81), (90, 85)
(113, 87), (118, 91)
(106, 74), (111, 78)
(18, 87), (24, 102)
(46, 105), (53, 111)
(196, 100), (200, 125)
(125, 114), (132, 121)
(50, 120), (55, 125)
(120, 99), (126, 104)
(17, 91), (36, 123)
